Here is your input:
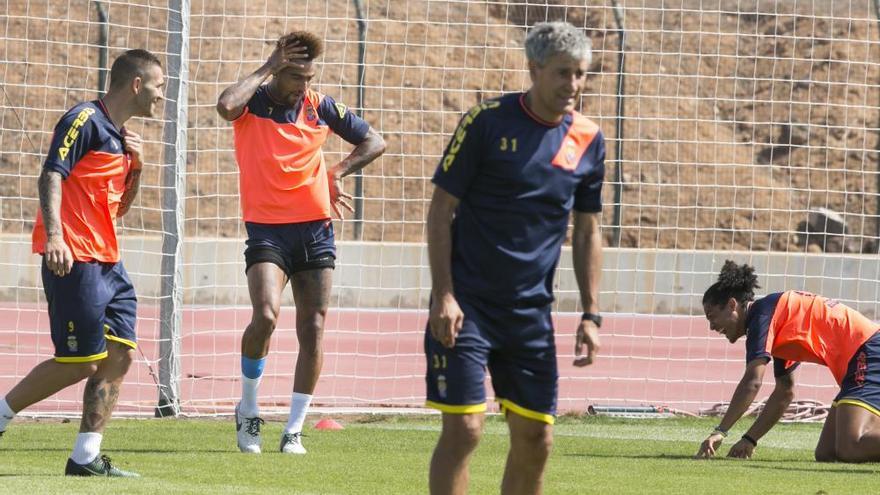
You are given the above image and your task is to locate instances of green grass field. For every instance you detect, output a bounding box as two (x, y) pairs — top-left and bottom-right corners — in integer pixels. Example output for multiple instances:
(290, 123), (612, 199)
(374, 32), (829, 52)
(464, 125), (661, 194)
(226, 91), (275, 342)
(0, 415), (876, 494)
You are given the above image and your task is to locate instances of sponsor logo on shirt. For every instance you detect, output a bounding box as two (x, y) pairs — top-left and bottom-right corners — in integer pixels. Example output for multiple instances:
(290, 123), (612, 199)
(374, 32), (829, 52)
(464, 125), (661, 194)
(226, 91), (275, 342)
(441, 100), (501, 172)
(57, 107), (95, 161)
(334, 102), (347, 119)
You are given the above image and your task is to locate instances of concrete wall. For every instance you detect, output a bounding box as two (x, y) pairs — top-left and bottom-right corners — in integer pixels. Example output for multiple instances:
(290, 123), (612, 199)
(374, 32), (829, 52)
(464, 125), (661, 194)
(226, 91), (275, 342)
(3, 234), (880, 317)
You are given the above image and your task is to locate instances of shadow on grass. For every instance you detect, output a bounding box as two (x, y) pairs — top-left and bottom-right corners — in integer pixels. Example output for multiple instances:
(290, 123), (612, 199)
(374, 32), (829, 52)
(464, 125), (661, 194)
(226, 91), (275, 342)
(739, 463), (880, 475)
(0, 473), (58, 478)
(561, 453), (696, 460)
(0, 447), (233, 454)
(562, 452), (806, 462)
(562, 452), (880, 473)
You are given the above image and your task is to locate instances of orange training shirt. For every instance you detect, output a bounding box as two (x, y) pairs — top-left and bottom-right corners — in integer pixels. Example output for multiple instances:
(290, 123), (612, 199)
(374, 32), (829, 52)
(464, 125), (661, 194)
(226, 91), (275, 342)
(232, 87), (369, 224)
(766, 291), (879, 384)
(32, 100), (131, 263)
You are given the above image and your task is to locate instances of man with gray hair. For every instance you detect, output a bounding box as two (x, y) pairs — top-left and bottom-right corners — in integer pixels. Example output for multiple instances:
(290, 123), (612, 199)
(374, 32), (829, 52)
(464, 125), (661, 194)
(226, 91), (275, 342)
(425, 21), (604, 494)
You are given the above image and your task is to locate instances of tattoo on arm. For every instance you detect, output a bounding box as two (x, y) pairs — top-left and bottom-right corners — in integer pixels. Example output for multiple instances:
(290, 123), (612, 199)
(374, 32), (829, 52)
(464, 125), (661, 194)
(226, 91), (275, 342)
(38, 170), (64, 237)
(117, 169), (142, 217)
(216, 65), (273, 121)
(332, 128), (386, 178)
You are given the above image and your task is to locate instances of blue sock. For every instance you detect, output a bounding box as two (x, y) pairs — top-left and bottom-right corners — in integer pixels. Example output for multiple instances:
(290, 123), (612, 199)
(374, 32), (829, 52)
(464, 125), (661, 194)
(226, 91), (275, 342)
(241, 356), (266, 379)
(240, 357), (266, 417)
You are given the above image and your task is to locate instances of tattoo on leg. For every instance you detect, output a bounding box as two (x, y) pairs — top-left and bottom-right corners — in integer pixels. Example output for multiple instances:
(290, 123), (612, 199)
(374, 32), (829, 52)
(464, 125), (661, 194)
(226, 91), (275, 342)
(107, 382), (121, 412)
(80, 378), (122, 433)
(80, 378), (105, 432)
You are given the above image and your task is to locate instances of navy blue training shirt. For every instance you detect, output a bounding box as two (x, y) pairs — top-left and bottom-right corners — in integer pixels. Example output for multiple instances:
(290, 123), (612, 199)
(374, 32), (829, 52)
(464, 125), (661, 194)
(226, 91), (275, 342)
(433, 92), (606, 305)
(744, 292), (799, 377)
(43, 100), (128, 178)
(245, 86), (369, 145)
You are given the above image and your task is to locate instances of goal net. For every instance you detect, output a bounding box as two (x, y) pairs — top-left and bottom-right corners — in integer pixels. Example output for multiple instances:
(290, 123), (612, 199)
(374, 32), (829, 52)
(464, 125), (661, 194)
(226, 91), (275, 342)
(1, 0), (879, 417)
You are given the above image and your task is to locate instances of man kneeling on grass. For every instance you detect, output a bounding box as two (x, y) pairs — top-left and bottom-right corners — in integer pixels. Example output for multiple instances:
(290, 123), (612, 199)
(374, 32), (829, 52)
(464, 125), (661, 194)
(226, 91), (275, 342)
(697, 260), (880, 462)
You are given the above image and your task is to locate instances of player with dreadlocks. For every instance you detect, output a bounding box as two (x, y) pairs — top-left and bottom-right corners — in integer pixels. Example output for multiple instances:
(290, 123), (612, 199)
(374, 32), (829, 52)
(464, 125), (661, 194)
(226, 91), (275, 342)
(696, 260), (880, 462)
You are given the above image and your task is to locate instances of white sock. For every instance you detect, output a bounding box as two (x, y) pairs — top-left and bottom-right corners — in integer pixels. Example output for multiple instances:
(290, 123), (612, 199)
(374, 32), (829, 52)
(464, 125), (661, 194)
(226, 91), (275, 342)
(0, 397), (15, 431)
(284, 392), (313, 434)
(70, 432), (102, 465)
(239, 375), (262, 417)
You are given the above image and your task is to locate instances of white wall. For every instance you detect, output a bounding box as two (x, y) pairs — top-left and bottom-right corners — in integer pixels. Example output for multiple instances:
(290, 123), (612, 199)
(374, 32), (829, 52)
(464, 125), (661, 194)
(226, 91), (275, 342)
(3, 234), (880, 317)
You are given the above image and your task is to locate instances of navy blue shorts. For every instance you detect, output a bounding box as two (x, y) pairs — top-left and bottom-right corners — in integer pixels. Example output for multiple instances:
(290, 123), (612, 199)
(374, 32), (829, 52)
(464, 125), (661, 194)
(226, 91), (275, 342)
(42, 259), (137, 362)
(834, 331), (880, 417)
(424, 294), (559, 424)
(244, 220), (336, 276)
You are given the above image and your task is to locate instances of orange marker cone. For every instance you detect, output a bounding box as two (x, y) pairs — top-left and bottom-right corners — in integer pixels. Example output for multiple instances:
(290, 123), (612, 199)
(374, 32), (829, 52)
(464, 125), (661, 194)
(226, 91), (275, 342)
(314, 418), (344, 430)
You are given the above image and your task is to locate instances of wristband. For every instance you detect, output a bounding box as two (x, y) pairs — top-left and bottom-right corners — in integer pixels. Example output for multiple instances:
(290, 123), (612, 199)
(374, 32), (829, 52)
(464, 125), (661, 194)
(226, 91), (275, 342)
(712, 425), (728, 438)
(741, 434), (758, 447)
(581, 312), (603, 327)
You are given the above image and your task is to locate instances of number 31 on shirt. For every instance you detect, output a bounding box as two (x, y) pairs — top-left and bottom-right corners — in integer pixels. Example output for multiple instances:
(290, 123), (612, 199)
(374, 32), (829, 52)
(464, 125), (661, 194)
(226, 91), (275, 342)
(499, 136), (518, 152)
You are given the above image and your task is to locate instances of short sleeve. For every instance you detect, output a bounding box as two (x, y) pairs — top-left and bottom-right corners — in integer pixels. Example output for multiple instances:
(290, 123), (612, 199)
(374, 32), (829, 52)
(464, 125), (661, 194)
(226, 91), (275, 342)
(43, 106), (99, 178)
(431, 106), (488, 199)
(744, 294), (781, 364)
(573, 131), (606, 213)
(232, 88), (264, 125)
(232, 103), (251, 123)
(317, 95), (370, 145)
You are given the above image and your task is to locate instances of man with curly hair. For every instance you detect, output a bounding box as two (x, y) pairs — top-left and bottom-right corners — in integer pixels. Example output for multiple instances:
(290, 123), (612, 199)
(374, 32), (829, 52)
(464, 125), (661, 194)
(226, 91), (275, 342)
(697, 260), (880, 462)
(217, 31), (386, 454)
